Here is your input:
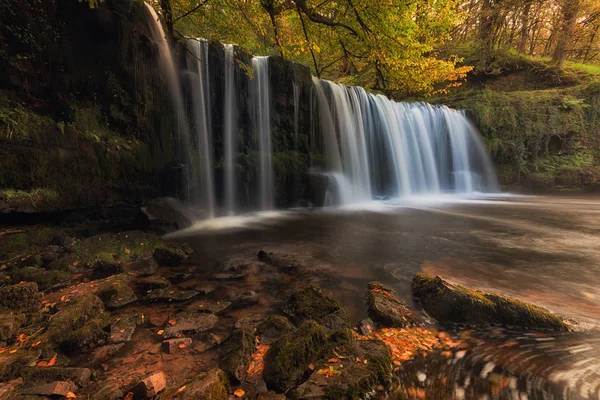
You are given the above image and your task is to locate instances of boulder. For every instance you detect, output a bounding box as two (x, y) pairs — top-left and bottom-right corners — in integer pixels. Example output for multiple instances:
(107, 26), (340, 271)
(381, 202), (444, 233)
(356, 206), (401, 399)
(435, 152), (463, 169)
(163, 337), (192, 353)
(0, 282), (41, 312)
(232, 290), (259, 308)
(366, 282), (422, 328)
(256, 315), (294, 345)
(9, 267), (72, 291)
(357, 318), (376, 336)
(89, 343), (126, 365)
(97, 279), (137, 309)
(163, 311), (218, 339)
(293, 339), (392, 399)
(283, 285), (350, 330)
(0, 313), (26, 342)
(257, 250), (299, 272)
(22, 380), (77, 396)
(130, 372), (167, 398)
(110, 313), (144, 343)
(92, 260), (122, 280)
(138, 276), (171, 291)
(123, 257), (158, 276)
(218, 329), (255, 382)
(45, 293), (110, 352)
(168, 369), (229, 400)
(235, 314), (267, 330)
(22, 366), (92, 386)
(141, 197), (195, 232)
(263, 321), (328, 392)
(153, 247), (187, 267)
(195, 332), (221, 352)
(411, 273), (570, 331)
(168, 272), (191, 283)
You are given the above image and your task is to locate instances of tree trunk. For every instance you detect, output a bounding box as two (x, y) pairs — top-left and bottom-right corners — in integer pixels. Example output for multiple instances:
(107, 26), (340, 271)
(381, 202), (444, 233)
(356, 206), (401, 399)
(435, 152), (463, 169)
(518, 0), (532, 53)
(553, 0), (581, 70)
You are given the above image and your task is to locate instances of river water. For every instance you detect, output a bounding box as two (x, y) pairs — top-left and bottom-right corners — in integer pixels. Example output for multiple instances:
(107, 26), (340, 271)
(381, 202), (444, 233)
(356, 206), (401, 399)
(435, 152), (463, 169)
(171, 194), (600, 399)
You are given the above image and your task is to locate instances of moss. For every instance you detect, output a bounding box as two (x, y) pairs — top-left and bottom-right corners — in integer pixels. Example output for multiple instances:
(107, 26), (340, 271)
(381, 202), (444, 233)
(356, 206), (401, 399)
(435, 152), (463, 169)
(0, 227), (70, 262)
(283, 285), (347, 325)
(0, 312), (27, 342)
(10, 267), (72, 290)
(218, 329), (255, 382)
(0, 282), (41, 312)
(257, 315), (294, 343)
(412, 273), (570, 331)
(96, 279), (137, 309)
(263, 320), (329, 392)
(44, 293), (111, 353)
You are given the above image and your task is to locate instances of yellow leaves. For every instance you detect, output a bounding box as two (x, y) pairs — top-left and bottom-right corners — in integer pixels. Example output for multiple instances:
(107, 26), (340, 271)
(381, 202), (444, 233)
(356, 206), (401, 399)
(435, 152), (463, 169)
(316, 365), (342, 377)
(247, 336), (269, 376)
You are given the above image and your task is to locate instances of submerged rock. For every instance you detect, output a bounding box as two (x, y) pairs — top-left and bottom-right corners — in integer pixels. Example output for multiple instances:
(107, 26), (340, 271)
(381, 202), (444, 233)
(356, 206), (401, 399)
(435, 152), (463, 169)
(153, 247), (187, 267)
(263, 321), (328, 392)
(138, 276), (171, 291)
(218, 329), (255, 382)
(232, 290), (259, 308)
(212, 272), (246, 281)
(110, 313), (144, 343)
(367, 282), (422, 328)
(257, 250), (299, 272)
(0, 282), (41, 312)
(163, 337), (192, 353)
(411, 273), (570, 331)
(293, 339), (392, 399)
(89, 343), (125, 365)
(283, 285), (350, 330)
(167, 369), (229, 400)
(195, 299), (232, 314)
(163, 311), (218, 339)
(146, 287), (199, 303)
(235, 314), (267, 330)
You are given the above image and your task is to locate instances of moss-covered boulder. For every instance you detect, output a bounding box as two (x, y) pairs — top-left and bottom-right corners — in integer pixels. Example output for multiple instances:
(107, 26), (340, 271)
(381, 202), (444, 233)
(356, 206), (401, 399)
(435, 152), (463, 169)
(0, 312), (26, 342)
(256, 315), (294, 345)
(10, 267), (72, 291)
(0, 282), (41, 312)
(153, 247), (188, 267)
(367, 282), (423, 328)
(44, 293), (111, 352)
(412, 273), (569, 330)
(283, 285), (350, 330)
(96, 279), (137, 310)
(263, 321), (329, 392)
(163, 369), (229, 400)
(293, 339), (392, 399)
(218, 329), (255, 382)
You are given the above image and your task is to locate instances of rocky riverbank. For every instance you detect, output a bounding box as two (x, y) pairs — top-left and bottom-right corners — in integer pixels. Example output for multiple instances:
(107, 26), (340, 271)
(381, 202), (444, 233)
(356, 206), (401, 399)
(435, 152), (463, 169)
(0, 222), (577, 399)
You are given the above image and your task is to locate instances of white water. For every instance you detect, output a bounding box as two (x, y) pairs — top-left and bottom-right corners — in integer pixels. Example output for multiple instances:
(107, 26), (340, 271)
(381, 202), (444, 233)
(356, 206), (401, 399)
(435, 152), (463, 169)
(223, 44), (237, 215)
(311, 78), (499, 204)
(144, 4), (193, 200)
(186, 39), (216, 217)
(251, 57), (274, 210)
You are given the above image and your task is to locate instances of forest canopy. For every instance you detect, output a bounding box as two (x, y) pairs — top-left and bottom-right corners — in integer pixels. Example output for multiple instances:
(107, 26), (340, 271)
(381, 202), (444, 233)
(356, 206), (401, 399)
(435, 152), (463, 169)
(101, 0), (600, 97)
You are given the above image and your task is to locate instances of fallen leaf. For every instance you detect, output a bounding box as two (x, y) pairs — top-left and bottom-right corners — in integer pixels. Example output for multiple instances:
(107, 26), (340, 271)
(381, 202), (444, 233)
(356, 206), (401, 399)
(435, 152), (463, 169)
(31, 340), (42, 347)
(328, 357), (341, 363)
(234, 389), (245, 397)
(65, 392), (77, 398)
(168, 320), (176, 325)
(175, 385), (187, 394)
(124, 392), (134, 400)
(120, 329), (125, 333)
(308, 363), (315, 370)
(9, 349), (17, 354)
(125, 248), (131, 254)
(178, 343), (186, 349)
(157, 330), (165, 335)
(73, 261), (79, 266)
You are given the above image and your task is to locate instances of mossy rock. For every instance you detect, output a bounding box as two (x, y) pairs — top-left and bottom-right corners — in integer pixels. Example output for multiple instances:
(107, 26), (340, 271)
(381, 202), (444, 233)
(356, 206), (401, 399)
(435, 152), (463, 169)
(162, 369), (229, 400)
(96, 279), (137, 310)
(0, 228), (69, 262)
(293, 339), (392, 399)
(283, 285), (350, 330)
(263, 321), (329, 392)
(218, 329), (255, 382)
(412, 273), (569, 331)
(44, 293), (111, 352)
(153, 246), (188, 267)
(0, 351), (40, 382)
(0, 312), (26, 342)
(366, 282), (423, 328)
(256, 315), (294, 345)
(10, 267), (72, 291)
(49, 231), (181, 271)
(0, 282), (41, 312)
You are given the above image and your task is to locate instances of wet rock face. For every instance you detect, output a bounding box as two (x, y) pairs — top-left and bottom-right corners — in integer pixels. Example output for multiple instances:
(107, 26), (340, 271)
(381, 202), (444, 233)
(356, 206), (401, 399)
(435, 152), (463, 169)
(411, 273), (570, 331)
(282, 285), (350, 330)
(0, 282), (41, 312)
(293, 339), (392, 399)
(153, 247), (188, 267)
(169, 369), (229, 400)
(263, 321), (329, 392)
(218, 329), (255, 382)
(163, 311), (219, 339)
(367, 281), (423, 328)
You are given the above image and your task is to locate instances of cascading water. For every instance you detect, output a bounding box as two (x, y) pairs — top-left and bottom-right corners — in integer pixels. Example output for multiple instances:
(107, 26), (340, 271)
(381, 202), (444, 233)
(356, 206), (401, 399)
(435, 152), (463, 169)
(186, 38), (216, 217)
(144, 4), (193, 200)
(223, 44), (238, 215)
(311, 78), (498, 203)
(251, 57), (274, 210)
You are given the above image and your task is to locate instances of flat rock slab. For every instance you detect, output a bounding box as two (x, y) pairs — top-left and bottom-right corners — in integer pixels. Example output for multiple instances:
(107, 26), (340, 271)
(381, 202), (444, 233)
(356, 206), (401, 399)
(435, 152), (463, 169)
(212, 272), (246, 281)
(146, 287), (199, 302)
(232, 291), (259, 308)
(23, 367), (92, 386)
(89, 343), (125, 366)
(22, 380), (77, 396)
(163, 337), (192, 353)
(123, 257), (158, 277)
(367, 281), (422, 328)
(235, 314), (267, 330)
(169, 369), (229, 400)
(195, 299), (232, 314)
(97, 279), (137, 310)
(163, 312), (218, 339)
(131, 372), (167, 398)
(110, 313), (144, 343)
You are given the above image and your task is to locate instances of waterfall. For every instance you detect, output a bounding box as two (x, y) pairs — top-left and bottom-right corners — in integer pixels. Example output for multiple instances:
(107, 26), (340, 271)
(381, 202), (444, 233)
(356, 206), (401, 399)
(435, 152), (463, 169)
(293, 81), (300, 152)
(186, 39), (216, 217)
(311, 78), (499, 204)
(144, 4), (193, 200)
(251, 57), (274, 210)
(223, 44), (238, 215)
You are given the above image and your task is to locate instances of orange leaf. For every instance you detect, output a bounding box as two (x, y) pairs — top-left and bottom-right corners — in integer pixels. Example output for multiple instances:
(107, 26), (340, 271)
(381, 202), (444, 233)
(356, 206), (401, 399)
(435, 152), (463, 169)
(73, 261), (79, 266)
(124, 392), (134, 400)
(328, 357), (341, 363)
(125, 248), (131, 254)
(120, 329), (125, 333)
(308, 363), (315, 370)
(9, 349), (17, 354)
(157, 330), (165, 335)
(175, 385), (187, 394)
(168, 320), (176, 325)
(31, 340), (42, 347)
(65, 392), (77, 398)
(47, 353), (57, 367)
(178, 343), (186, 349)
(234, 389), (245, 397)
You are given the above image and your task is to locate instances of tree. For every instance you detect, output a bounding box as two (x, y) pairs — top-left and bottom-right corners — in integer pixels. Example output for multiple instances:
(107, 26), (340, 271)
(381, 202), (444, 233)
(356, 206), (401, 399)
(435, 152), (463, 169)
(553, 0), (581, 69)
